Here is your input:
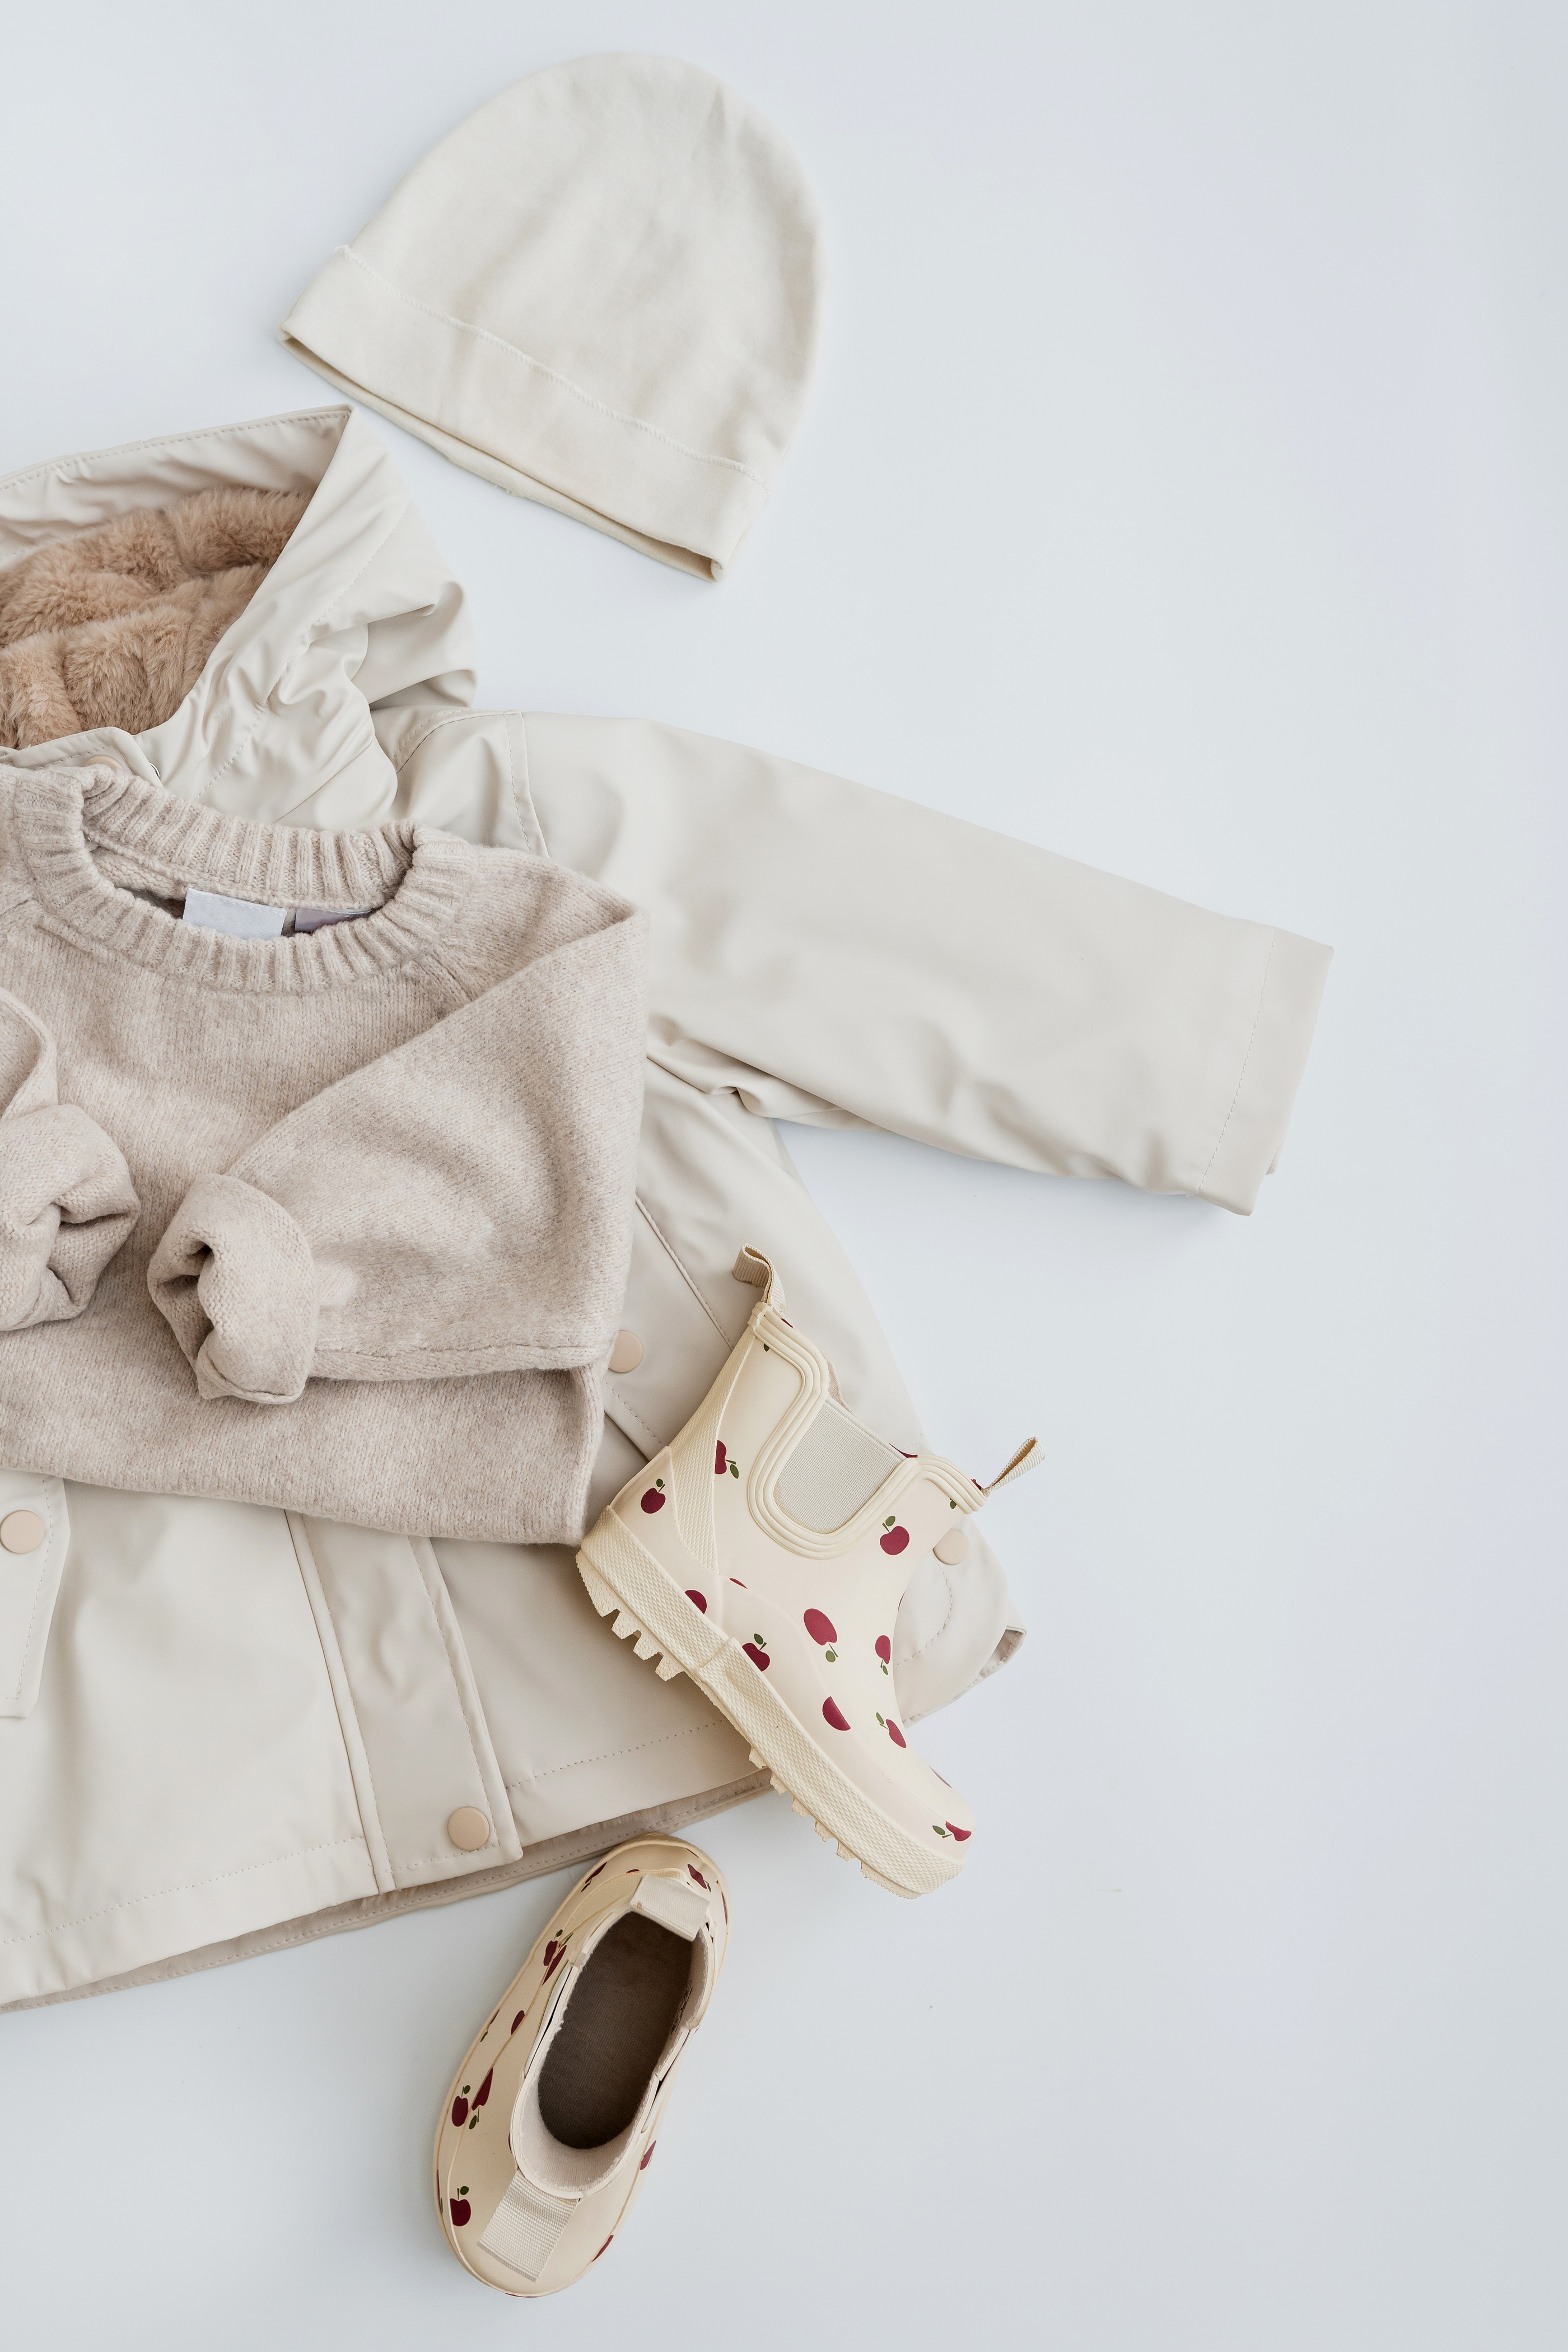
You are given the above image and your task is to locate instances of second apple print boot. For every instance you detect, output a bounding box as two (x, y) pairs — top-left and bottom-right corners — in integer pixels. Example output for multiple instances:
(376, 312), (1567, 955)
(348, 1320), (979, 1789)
(577, 1248), (1038, 1898)
(435, 1837), (729, 2296)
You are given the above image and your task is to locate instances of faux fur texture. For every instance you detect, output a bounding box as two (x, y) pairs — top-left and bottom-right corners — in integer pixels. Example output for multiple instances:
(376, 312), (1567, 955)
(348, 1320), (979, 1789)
(0, 487), (307, 749)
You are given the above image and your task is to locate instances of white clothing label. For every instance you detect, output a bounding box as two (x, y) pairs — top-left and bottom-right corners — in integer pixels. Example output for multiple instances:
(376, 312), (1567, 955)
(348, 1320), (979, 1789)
(181, 889), (287, 939)
(295, 904), (376, 933)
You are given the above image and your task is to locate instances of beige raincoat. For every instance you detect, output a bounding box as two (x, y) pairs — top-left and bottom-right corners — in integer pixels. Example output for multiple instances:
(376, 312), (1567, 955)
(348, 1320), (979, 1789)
(0, 408), (1330, 2006)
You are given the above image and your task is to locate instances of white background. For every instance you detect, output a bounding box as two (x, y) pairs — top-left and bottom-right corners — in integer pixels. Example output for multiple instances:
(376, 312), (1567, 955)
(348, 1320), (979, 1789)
(2, 4), (1564, 2345)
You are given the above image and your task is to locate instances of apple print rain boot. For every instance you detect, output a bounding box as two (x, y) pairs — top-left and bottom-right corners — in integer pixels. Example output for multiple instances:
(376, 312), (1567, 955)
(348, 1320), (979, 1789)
(435, 1836), (730, 2297)
(577, 1247), (1039, 1900)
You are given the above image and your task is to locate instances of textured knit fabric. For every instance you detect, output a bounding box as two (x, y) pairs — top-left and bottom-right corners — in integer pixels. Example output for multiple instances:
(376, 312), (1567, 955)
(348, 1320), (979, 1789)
(279, 55), (825, 578)
(0, 763), (647, 1540)
(0, 988), (138, 1324)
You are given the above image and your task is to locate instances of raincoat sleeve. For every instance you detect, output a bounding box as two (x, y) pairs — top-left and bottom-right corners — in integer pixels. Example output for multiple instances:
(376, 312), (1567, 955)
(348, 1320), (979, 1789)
(519, 715), (1331, 1216)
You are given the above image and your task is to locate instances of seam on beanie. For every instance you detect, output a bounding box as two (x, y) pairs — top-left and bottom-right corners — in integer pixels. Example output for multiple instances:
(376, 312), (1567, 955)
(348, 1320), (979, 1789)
(332, 248), (767, 486)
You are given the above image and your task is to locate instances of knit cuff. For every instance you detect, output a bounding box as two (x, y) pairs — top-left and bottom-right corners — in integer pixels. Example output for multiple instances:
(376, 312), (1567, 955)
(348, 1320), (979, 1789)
(148, 1173), (319, 1403)
(0, 1102), (139, 1329)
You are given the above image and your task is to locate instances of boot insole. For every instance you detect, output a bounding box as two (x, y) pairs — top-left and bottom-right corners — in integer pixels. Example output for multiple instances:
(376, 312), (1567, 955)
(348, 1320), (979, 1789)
(537, 1913), (692, 2149)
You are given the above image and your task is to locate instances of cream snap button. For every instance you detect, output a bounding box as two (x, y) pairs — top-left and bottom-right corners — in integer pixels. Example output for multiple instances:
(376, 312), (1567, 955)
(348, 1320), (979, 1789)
(447, 1807), (492, 1852)
(608, 1329), (644, 1375)
(934, 1525), (968, 1566)
(0, 1509), (45, 1556)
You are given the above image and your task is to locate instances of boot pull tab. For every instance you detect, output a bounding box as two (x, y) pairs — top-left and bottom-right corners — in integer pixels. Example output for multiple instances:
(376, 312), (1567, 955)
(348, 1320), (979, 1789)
(981, 1438), (1040, 1496)
(732, 1244), (784, 1312)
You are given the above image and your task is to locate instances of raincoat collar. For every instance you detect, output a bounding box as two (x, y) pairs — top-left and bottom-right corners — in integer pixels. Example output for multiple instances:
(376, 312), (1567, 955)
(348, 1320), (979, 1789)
(0, 407), (476, 822)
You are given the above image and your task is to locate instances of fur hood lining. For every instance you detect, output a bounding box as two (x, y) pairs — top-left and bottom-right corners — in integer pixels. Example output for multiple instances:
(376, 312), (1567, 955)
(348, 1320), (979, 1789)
(0, 487), (306, 750)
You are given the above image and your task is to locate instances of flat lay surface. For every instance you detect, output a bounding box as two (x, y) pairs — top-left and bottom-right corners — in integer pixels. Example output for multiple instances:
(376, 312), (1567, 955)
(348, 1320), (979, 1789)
(1, 2), (1564, 2346)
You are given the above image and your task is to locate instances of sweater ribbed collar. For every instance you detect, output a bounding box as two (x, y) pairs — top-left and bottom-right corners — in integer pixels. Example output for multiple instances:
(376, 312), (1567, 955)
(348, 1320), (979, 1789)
(13, 764), (464, 991)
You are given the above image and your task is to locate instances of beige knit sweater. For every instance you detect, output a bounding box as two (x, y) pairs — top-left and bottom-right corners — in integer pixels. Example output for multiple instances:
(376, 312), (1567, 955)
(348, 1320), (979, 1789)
(0, 763), (647, 1541)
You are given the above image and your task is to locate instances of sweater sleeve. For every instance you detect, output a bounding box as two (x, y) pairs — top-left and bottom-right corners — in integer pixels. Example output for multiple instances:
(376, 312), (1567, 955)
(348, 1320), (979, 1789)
(0, 987), (139, 1329)
(146, 912), (646, 1404)
(520, 716), (1332, 1215)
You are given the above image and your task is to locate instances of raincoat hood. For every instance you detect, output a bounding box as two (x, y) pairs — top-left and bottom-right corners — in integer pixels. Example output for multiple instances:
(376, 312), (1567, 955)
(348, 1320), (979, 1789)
(0, 407), (477, 826)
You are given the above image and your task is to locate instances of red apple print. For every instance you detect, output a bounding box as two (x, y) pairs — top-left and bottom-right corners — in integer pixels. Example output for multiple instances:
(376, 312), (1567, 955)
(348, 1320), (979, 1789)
(715, 1441), (727, 1475)
(511, 2010), (525, 2034)
(880, 1519), (909, 1555)
(449, 2196), (472, 2228)
(822, 1697), (851, 1731)
(450, 2094), (469, 2129)
(875, 1634), (892, 1664)
(640, 2141), (657, 2171)
(886, 1719), (907, 1748)
(803, 1608), (837, 1646)
(641, 1477), (666, 1514)
(945, 1823), (972, 1841)
(684, 1589), (708, 1615)
(542, 1939), (564, 1978)
(688, 1864), (708, 1889)
(595, 2236), (614, 2261)
(473, 2068), (493, 2108)
(743, 1641), (770, 1672)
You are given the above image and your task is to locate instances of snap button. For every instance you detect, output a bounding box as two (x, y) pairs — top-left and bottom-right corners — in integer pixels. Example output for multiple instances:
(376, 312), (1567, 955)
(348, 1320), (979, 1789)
(0, 1509), (45, 1556)
(446, 1807), (492, 1852)
(608, 1329), (644, 1375)
(934, 1525), (968, 1566)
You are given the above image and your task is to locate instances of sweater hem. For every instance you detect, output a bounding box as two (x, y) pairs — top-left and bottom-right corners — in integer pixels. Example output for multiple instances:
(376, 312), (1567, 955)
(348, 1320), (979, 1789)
(0, 1431), (601, 1550)
(311, 1338), (613, 1379)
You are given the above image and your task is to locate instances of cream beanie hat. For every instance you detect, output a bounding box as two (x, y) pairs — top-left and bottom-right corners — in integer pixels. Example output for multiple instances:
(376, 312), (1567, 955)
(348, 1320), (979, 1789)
(280, 54), (826, 580)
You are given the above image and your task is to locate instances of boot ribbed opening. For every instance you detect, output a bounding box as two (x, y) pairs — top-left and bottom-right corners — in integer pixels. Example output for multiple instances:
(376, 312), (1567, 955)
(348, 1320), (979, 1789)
(537, 1914), (693, 2149)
